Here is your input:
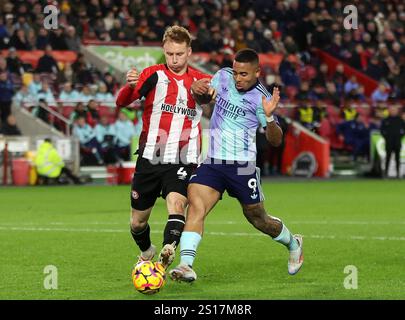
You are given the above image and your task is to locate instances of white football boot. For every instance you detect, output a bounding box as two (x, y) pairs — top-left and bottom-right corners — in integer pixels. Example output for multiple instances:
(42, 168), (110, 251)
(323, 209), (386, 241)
(288, 235), (304, 275)
(169, 263), (197, 282)
(158, 242), (176, 269)
(136, 244), (156, 264)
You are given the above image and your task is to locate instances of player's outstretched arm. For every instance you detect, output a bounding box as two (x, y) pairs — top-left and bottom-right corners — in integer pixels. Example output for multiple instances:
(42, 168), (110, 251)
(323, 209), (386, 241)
(262, 87), (283, 147)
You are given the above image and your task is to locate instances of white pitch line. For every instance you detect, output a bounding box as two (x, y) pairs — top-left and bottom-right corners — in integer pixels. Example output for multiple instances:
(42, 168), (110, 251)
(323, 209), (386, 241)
(0, 220), (404, 226)
(0, 226), (404, 241)
(289, 221), (405, 225)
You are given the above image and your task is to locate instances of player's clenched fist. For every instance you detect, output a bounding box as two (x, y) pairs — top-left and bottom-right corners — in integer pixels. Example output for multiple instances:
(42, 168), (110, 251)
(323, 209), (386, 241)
(191, 78), (210, 96)
(127, 67), (139, 88)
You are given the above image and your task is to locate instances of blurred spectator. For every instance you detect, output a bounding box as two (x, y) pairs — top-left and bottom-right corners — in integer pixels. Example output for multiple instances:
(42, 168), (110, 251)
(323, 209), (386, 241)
(0, 114), (21, 135)
(36, 82), (56, 105)
(267, 114), (288, 175)
(0, 16), (9, 49)
(371, 82), (390, 103)
(36, 28), (50, 50)
(356, 114), (379, 161)
(365, 56), (384, 80)
(311, 24), (329, 49)
(59, 82), (80, 102)
(347, 85), (366, 102)
(0, 71), (14, 123)
(0, 57), (7, 73)
(65, 26), (81, 52)
(73, 116), (104, 165)
(95, 82), (115, 103)
(74, 62), (93, 85)
(193, 21), (211, 52)
(296, 103), (315, 131)
(342, 114), (378, 161)
(133, 108), (143, 137)
(350, 44), (369, 71)
(6, 47), (24, 75)
(109, 19), (123, 41)
(4, 13), (15, 44)
(36, 45), (59, 74)
(9, 29), (31, 50)
(49, 28), (68, 50)
(324, 81), (340, 106)
(279, 56), (300, 89)
(312, 101), (328, 128)
(380, 106), (405, 178)
(69, 102), (87, 124)
(32, 98), (50, 124)
(58, 62), (74, 84)
(78, 85), (95, 103)
(95, 115), (117, 164)
(103, 12), (115, 32)
(113, 109), (136, 161)
(312, 63), (330, 87)
(28, 72), (42, 96)
(344, 76), (359, 95)
(341, 101), (358, 122)
(14, 14), (30, 34)
(86, 99), (101, 127)
(234, 29), (247, 52)
(327, 34), (344, 59)
(331, 63), (346, 95)
(34, 138), (82, 185)
(296, 81), (311, 101)
(12, 84), (35, 107)
(220, 48), (234, 68)
(311, 83), (327, 101)
(103, 72), (118, 94)
(284, 36), (298, 54)
(245, 31), (262, 53)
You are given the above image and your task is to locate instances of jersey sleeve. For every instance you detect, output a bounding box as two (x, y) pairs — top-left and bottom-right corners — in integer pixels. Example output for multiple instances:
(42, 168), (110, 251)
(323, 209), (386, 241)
(209, 70), (222, 91)
(256, 104), (268, 128)
(115, 67), (158, 108)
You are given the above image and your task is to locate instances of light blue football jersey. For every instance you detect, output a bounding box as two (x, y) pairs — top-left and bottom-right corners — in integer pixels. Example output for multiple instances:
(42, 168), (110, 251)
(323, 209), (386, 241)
(207, 67), (272, 161)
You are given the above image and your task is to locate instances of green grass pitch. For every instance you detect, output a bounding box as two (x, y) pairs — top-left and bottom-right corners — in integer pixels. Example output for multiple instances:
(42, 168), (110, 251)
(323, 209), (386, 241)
(0, 179), (404, 300)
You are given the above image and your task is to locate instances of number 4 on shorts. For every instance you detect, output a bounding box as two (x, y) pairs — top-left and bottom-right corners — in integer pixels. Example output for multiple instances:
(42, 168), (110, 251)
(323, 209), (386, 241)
(177, 167), (187, 180)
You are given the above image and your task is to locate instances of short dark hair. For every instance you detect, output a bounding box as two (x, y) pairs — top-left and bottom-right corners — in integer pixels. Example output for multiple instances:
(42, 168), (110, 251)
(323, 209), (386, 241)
(234, 48), (259, 65)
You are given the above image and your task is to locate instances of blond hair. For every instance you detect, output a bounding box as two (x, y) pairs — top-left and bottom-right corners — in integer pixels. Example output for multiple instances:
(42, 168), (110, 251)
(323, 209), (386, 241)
(162, 25), (192, 47)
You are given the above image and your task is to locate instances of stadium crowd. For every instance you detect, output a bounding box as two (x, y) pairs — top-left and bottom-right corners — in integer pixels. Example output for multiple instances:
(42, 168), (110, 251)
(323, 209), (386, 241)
(0, 0), (404, 168)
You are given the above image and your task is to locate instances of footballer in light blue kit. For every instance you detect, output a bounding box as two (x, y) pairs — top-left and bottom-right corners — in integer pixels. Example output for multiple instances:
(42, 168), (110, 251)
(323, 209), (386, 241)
(170, 49), (304, 283)
(207, 66), (269, 163)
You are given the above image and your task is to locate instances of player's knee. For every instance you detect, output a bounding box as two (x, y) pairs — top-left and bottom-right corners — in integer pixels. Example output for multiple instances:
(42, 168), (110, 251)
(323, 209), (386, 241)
(130, 219), (147, 233)
(166, 194), (187, 214)
(130, 210), (149, 232)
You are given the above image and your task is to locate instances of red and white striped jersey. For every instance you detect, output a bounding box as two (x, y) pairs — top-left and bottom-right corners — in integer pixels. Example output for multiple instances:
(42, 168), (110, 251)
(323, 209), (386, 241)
(116, 64), (210, 164)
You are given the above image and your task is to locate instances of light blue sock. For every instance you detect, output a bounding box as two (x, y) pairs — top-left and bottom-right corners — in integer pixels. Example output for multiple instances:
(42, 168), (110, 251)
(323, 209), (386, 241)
(179, 231), (202, 267)
(273, 223), (299, 251)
